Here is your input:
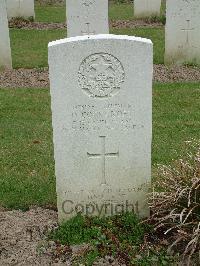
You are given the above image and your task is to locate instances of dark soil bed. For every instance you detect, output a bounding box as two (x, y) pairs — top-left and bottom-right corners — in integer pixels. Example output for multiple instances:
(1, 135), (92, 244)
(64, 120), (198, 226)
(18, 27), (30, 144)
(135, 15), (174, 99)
(9, 19), (163, 30)
(0, 65), (200, 88)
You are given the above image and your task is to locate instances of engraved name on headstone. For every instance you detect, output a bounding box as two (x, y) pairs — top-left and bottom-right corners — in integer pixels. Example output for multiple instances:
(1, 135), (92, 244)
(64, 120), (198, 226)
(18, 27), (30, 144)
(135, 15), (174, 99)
(0, 0), (12, 69)
(66, 0), (109, 37)
(165, 0), (200, 65)
(48, 35), (152, 222)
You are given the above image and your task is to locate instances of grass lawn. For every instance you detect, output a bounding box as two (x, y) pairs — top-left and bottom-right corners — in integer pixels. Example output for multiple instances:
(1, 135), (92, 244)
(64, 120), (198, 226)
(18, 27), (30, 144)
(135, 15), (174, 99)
(0, 83), (200, 209)
(0, 89), (55, 209)
(109, 3), (134, 20)
(10, 29), (67, 69)
(10, 27), (164, 68)
(35, 5), (66, 23)
(153, 83), (200, 165)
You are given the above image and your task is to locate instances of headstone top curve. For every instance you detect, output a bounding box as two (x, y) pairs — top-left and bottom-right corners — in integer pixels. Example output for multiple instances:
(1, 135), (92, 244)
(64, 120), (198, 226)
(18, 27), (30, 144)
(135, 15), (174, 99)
(48, 34), (152, 48)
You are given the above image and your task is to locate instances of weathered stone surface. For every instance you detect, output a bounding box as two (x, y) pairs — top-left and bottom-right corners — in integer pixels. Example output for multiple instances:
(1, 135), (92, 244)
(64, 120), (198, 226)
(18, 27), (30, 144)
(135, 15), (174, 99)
(134, 0), (161, 18)
(0, 0), (12, 69)
(165, 0), (200, 65)
(48, 34), (152, 222)
(6, 0), (35, 19)
(66, 0), (109, 37)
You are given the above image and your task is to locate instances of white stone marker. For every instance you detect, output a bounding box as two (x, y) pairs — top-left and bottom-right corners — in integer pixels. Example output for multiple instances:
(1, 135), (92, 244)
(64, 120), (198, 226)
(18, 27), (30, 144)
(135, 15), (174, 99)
(6, 0), (35, 20)
(134, 0), (161, 18)
(66, 0), (109, 37)
(165, 0), (200, 65)
(0, 0), (12, 69)
(49, 34), (152, 222)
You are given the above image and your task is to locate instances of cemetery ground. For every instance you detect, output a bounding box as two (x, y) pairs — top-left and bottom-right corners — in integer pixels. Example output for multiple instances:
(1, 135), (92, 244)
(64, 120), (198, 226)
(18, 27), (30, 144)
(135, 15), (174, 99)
(0, 1), (200, 265)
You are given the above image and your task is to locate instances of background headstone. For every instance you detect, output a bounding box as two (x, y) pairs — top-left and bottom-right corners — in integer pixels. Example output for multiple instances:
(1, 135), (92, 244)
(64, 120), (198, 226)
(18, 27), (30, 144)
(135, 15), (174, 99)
(49, 34), (152, 222)
(66, 0), (109, 37)
(6, 0), (35, 20)
(165, 0), (200, 65)
(134, 0), (161, 18)
(0, 0), (12, 69)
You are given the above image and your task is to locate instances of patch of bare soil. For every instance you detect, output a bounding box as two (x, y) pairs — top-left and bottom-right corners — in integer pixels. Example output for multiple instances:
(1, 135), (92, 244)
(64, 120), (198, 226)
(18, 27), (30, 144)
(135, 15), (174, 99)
(0, 65), (200, 88)
(9, 19), (162, 30)
(9, 20), (66, 30)
(111, 19), (163, 29)
(0, 68), (49, 88)
(35, 0), (65, 5)
(154, 64), (200, 83)
(0, 208), (123, 265)
(0, 207), (60, 265)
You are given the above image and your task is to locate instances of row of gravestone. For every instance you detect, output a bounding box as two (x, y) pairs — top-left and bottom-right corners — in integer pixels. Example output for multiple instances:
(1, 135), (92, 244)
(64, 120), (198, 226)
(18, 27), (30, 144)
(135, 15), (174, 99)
(1, 0), (200, 69)
(4, 0), (161, 20)
(0, 0), (199, 222)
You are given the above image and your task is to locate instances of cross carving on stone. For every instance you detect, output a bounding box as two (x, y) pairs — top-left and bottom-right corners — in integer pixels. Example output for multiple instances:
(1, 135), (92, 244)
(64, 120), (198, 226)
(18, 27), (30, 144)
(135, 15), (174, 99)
(18, 0), (24, 9)
(87, 136), (119, 185)
(81, 23), (95, 36)
(18, 0), (21, 9)
(181, 19), (194, 44)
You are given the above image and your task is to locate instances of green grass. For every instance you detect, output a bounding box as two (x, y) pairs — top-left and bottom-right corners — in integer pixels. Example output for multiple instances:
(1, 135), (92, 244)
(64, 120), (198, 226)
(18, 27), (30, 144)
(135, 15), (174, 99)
(50, 213), (148, 246)
(35, 6), (66, 23)
(0, 89), (55, 209)
(49, 213), (174, 265)
(0, 83), (200, 209)
(10, 28), (164, 68)
(35, 3), (134, 23)
(109, 3), (134, 20)
(153, 83), (200, 165)
(10, 29), (66, 68)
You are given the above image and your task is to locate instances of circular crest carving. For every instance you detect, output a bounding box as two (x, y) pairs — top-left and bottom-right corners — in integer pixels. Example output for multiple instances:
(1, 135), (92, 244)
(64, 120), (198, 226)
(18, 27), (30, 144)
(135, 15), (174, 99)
(78, 53), (125, 98)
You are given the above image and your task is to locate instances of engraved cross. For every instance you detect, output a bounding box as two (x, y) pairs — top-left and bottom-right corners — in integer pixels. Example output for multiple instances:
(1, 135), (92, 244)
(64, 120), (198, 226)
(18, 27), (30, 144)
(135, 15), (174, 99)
(81, 23), (95, 35)
(87, 136), (119, 185)
(181, 20), (194, 44)
(18, 0), (21, 8)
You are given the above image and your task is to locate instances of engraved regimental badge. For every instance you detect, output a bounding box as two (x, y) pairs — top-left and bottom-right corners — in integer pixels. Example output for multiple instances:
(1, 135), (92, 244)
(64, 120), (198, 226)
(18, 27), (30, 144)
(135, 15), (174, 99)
(78, 53), (125, 98)
(82, 0), (95, 6)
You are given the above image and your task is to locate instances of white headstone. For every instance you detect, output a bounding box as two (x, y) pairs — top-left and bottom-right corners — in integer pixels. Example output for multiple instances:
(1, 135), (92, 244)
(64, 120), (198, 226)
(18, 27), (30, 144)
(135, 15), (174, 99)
(0, 0), (12, 69)
(66, 0), (109, 37)
(134, 0), (161, 18)
(48, 34), (152, 222)
(165, 0), (200, 65)
(6, 0), (35, 20)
